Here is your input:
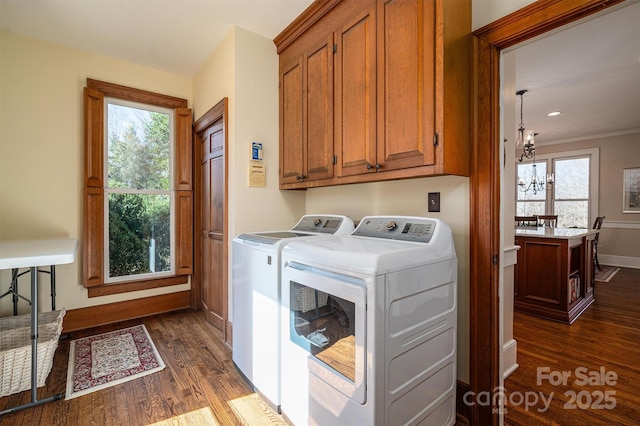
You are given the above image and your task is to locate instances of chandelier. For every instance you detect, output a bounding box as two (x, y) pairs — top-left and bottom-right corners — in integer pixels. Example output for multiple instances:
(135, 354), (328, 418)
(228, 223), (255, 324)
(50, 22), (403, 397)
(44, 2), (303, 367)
(516, 90), (535, 162)
(515, 89), (554, 195)
(518, 162), (554, 195)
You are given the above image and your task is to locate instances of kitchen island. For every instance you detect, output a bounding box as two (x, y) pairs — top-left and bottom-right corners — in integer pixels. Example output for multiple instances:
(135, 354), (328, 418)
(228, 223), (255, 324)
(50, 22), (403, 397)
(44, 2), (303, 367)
(514, 227), (599, 324)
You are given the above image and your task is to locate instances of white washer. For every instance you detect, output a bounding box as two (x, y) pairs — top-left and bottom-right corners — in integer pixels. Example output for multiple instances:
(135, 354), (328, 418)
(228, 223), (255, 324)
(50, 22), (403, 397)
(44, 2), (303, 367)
(280, 216), (457, 426)
(232, 214), (354, 412)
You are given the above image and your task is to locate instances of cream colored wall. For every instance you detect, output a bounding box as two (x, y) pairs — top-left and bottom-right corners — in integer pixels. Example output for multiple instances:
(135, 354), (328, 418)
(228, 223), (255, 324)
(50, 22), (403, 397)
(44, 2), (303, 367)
(231, 27), (305, 236)
(472, 0), (536, 30)
(305, 176), (470, 382)
(193, 27), (305, 322)
(0, 32), (192, 316)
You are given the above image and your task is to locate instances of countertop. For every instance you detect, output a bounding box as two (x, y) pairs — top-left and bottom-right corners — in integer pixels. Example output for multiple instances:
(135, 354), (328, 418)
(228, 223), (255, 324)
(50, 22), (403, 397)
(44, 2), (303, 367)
(515, 227), (599, 239)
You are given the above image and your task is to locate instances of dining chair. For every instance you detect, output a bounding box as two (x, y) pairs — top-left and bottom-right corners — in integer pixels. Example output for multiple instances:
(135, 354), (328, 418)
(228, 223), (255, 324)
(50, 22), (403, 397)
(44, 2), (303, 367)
(592, 216), (605, 271)
(537, 215), (558, 227)
(515, 215), (538, 227)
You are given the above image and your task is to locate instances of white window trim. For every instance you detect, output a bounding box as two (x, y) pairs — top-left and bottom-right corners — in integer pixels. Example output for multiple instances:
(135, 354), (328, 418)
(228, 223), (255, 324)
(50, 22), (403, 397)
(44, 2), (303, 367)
(103, 98), (177, 283)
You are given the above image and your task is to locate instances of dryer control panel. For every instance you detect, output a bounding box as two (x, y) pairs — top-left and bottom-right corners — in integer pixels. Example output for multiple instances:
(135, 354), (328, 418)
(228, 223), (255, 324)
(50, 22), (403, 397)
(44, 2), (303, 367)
(352, 216), (436, 243)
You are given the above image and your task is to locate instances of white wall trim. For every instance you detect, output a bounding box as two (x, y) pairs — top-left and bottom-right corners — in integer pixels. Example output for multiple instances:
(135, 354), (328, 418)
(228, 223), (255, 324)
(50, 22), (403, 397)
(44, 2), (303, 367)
(502, 339), (519, 379)
(540, 128), (640, 146)
(504, 245), (520, 267)
(602, 221), (640, 230)
(599, 255), (640, 269)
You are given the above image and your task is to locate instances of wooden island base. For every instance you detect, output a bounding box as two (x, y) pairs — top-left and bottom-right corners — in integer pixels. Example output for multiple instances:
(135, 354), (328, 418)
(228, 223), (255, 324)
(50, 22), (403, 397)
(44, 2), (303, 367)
(514, 227), (599, 324)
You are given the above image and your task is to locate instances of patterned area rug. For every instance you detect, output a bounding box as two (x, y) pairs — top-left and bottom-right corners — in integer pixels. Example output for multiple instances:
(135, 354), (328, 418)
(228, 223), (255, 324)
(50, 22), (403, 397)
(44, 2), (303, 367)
(595, 266), (620, 282)
(66, 324), (165, 400)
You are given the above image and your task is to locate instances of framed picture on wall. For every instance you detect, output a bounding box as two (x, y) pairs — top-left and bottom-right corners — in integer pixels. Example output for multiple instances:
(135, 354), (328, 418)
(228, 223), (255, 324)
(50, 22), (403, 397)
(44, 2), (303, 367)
(623, 167), (640, 213)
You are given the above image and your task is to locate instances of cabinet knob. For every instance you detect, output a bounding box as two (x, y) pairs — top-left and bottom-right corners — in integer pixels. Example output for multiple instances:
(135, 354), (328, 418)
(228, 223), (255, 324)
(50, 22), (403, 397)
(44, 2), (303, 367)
(296, 175), (306, 180)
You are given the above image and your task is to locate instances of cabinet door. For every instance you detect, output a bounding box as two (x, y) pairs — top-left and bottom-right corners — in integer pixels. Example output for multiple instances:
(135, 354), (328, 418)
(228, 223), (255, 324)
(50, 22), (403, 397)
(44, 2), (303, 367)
(377, 0), (436, 171)
(335, 4), (377, 178)
(280, 57), (305, 185)
(304, 34), (335, 182)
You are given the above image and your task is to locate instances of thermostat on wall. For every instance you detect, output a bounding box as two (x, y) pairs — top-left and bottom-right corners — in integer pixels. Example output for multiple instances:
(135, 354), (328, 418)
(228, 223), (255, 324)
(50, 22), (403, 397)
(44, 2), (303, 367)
(252, 142), (263, 161)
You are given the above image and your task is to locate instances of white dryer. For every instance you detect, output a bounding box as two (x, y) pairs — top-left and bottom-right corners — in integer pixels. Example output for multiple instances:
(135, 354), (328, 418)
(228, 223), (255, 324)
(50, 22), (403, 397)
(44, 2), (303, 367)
(232, 214), (354, 412)
(280, 216), (457, 426)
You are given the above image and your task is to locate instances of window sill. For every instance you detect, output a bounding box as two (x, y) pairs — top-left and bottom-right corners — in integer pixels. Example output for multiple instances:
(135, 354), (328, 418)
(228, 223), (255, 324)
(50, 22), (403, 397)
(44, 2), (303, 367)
(87, 275), (189, 298)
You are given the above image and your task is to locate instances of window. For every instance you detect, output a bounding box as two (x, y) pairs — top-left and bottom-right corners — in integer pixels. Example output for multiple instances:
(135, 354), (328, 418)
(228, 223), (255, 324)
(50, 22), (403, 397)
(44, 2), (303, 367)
(106, 100), (174, 282)
(516, 148), (599, 228)
(553, 157), (590, 228)
(83, 79), (193, 295)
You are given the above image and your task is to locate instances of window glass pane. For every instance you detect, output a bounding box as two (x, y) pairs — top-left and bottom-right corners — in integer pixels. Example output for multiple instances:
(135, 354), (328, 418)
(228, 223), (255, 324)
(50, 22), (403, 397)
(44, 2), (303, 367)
(517, 162), (547, 201)
(108, 193), (172, 278)
(555, 200), (588, 228)
(516, 201), (545, 217)
(555, 158), (589, 199)
(107, 103), (170, 190)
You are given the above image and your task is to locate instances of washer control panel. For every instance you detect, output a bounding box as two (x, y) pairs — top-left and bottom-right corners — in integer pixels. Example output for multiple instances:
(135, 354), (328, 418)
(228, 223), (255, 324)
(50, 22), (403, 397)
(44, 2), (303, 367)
(352, 216), (436, 243)
(292, 215), (354, 234)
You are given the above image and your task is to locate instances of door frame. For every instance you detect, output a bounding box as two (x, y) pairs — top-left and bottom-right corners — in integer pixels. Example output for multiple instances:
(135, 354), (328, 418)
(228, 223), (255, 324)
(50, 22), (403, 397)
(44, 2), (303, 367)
(192, 98), (231, 347)
(469, 0), (625, 424)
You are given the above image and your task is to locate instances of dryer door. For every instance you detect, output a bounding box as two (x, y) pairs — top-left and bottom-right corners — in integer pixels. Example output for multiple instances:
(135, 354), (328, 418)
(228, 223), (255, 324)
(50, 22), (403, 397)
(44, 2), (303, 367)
(283, 261), (367, 404)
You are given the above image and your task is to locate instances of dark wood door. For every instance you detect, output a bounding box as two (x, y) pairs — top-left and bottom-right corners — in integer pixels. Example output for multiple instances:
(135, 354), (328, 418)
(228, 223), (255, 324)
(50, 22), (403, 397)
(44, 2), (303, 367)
(199, 116), (226, 332)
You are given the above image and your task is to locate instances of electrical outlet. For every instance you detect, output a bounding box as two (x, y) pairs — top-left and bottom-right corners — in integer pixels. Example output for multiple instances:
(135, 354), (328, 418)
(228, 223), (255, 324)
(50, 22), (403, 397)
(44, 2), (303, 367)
(428, 192), (440, 212)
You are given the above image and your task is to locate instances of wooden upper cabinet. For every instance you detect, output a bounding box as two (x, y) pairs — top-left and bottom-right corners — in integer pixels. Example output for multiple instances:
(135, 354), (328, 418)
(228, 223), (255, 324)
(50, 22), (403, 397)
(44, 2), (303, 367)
(335, 3), (377, 178)
(280, 57), (304, 185)
(377, 0), (436, 172)
(304, 34), (335, 182)
(280, 34), (335, 186)
(275, 0), (470, 189)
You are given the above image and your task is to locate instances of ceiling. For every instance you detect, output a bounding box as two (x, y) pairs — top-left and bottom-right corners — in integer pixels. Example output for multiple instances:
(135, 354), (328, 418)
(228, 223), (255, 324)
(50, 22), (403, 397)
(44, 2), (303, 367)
(1, 0), (638, 146)
(0, 0), (314, 76)
(509, 0), (640, 145)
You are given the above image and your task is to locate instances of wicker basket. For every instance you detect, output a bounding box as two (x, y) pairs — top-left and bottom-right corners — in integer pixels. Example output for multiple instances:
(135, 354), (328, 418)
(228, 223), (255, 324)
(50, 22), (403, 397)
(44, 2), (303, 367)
(0, 309), (65, 397)
(291, 283), (328, 313)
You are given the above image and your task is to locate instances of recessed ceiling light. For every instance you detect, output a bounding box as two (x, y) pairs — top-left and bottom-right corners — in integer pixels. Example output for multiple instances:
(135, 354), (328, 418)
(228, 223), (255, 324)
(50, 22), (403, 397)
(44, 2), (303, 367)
(547, 111), (561, 117)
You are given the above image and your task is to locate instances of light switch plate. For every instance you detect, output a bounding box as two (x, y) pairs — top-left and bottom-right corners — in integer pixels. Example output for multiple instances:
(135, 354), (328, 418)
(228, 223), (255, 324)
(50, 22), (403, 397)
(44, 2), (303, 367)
(428, 192), (440, 212)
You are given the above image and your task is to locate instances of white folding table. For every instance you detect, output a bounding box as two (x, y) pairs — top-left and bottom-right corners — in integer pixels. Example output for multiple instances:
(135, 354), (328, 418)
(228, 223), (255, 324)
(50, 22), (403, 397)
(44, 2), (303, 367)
(0, 238), (77, 415)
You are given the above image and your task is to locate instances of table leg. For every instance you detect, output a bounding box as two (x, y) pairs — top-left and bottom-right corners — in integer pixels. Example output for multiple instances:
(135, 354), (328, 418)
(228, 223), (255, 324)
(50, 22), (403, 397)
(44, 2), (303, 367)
(50, 265), (56, 311)
(0, 267), (63, 416)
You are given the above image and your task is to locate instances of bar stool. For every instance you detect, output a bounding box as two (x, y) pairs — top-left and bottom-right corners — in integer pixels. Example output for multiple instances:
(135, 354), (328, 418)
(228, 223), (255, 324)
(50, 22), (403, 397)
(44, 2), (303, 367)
(0, 266), (57, 315)
(592, 216), (605, 271)
(515, 215), (537, 227)
(537, 215), (558, 227)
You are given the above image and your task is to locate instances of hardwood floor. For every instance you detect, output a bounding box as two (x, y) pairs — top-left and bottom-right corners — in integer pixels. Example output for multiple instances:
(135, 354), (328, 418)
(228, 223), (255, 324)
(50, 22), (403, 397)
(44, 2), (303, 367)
(2, 268), (637, 425)
(505, 267), (640, 425)
(0, 309), (287, 425)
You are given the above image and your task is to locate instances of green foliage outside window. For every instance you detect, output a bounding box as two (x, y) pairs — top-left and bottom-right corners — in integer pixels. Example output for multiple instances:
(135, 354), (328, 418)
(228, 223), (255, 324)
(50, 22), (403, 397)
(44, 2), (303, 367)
(107, 103), (172, 278)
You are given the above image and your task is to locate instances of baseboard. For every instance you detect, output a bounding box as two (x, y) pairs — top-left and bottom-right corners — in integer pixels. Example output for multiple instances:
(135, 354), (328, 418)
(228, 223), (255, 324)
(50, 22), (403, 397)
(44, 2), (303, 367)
(63, 290), (192, 332)
(599, 254), (640, 269)
(502, 339), (519, 379)
(224, 320), (233, 352)
(456, 380), (471, 425)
